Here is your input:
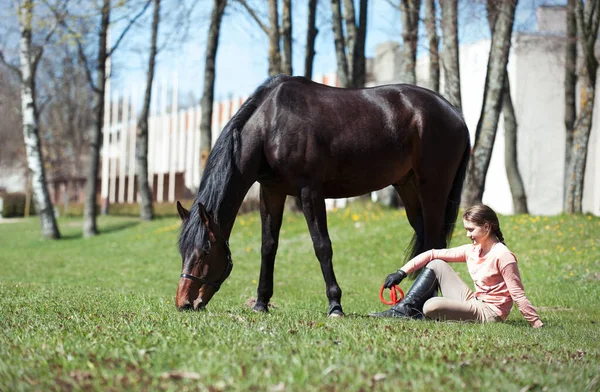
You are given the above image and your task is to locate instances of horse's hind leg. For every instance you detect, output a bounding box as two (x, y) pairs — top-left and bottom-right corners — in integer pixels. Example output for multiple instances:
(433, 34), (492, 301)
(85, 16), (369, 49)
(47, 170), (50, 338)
(299, 185), (343, 317)
(394, 171), (425, 259)
(418, 172), (454, 252)
(254, 186), (287, 312)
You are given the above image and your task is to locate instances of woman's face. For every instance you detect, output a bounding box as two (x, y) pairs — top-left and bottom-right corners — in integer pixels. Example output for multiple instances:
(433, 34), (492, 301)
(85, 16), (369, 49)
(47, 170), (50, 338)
(463, 219), (490, 245)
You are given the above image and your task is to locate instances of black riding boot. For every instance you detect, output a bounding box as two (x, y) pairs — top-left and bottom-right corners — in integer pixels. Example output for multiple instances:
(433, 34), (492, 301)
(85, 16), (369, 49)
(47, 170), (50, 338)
(370, 268), (439, 318)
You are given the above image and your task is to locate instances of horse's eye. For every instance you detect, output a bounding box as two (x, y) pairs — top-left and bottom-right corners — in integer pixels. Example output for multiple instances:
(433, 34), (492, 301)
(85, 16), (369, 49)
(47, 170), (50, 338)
(201, 241), (212, 256)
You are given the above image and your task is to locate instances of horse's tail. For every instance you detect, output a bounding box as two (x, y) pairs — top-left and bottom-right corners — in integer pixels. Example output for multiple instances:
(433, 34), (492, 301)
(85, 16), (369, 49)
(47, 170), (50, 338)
(443, 135), (471, 246)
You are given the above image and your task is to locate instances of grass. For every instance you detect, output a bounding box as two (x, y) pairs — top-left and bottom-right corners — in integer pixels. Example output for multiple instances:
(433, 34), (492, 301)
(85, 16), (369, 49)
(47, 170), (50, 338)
(1, 203), (599, 391)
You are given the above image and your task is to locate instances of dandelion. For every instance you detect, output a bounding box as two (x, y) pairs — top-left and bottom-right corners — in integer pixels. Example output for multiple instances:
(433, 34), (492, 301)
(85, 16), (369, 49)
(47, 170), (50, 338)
(351, 214), (360, 222)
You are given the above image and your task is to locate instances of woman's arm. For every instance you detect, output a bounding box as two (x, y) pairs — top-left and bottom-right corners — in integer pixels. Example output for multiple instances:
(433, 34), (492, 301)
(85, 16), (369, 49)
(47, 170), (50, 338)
(500, 258), (544, 328)
(399, 245), (470, 275)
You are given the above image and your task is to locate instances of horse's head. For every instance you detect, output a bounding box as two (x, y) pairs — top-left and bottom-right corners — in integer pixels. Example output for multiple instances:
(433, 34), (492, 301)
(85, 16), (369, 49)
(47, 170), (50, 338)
(175, 201), (233, 311)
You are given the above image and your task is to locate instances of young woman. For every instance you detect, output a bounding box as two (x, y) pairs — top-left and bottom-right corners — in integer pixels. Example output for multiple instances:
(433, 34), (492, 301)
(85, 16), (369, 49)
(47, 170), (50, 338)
(371, 204), (543, 328)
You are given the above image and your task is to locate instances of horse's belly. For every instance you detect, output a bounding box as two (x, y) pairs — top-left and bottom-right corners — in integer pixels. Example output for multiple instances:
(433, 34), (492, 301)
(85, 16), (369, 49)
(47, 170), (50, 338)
(321, 162), (411, 198)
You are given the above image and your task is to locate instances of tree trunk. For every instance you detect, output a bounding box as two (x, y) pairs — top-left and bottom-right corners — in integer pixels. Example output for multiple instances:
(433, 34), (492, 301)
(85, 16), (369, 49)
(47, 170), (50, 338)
(281, 0), (292, 75)
(563, 0), (577, 211)
(425, 0), (439, 92)
(462, 0), (517, 207)
(331, 0), (349, 87)
(18, 0), (60, 239)
(485, 0), (528, 214)
(342, 0), (357, 84)
(268, 0), (281, 76)
(565, 69), (595, 213)
(304, 0), (318, 79)
(399, 0), (421, 85)
(84, 0), (110, 237)
(199, 0), (227, 178)
(565, 0), (599, 214)
(440, 0), (461, 111)
(502, 74), (528, 214)
(353, 0), (368, 88)
(136, 0), (161, 221)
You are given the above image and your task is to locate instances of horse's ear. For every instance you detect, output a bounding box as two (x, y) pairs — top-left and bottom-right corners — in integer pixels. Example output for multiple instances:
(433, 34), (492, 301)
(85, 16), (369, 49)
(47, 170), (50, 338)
(176, 201), (190, 221)
(198, 202), (212, 226)
(198, 202), (216, 242)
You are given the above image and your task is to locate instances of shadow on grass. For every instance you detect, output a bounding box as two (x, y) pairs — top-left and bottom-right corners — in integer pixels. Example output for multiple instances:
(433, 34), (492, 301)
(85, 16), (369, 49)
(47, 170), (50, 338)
(62, 221), (140, 240)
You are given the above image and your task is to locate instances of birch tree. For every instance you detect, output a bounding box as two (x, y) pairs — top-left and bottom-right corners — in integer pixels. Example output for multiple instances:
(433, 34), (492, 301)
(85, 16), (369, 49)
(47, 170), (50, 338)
(563, 0), (577, 211)
(199, 0), (227, 175)
(440, 0), (461, 111)
(237, 0), (290, 76)
(564, 0), (600, 213)
(399, 0), (421, 85)
(304, 0), (318, 79)
(462, 0), (518, 207)
(64, 0), (150, 237)
(16, 0), (61, 239)
(281, 0), (292, 75)
(330, 0), (368, 88)
(424, 0), (439, 92)
(136, 0), (161, 221)
(502, 75), (528, 213)
(486, 0), (527, 213)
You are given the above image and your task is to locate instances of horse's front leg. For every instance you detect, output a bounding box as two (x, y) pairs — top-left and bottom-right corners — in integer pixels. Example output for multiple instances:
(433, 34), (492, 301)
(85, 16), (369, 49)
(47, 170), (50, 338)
(254, 186), (287, 312)
(300, 186), (344, 317)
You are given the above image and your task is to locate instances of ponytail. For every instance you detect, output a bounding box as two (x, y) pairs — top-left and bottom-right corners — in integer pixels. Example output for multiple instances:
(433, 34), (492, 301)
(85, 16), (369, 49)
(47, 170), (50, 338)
(495, 228), (505, 245)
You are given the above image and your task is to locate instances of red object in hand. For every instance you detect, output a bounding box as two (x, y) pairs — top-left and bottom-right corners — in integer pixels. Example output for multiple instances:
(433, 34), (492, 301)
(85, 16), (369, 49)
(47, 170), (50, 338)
(379, 284), (405, 305)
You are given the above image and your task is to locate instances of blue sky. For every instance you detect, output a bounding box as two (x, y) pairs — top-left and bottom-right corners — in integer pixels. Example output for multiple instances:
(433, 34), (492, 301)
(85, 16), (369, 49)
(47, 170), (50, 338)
(109, 0), (559, 103)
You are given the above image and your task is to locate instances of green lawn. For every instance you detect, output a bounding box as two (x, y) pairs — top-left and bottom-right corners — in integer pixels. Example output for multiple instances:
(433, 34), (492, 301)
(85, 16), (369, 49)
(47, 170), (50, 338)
(1, 204), (599, 391)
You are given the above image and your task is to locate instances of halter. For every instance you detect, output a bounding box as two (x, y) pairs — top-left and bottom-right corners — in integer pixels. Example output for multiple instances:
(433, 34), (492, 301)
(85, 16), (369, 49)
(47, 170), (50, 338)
(180, 241), (233, 292)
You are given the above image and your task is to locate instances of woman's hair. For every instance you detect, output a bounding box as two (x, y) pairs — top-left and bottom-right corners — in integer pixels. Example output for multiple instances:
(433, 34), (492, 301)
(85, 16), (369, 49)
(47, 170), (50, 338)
(462, 204), (505, 244)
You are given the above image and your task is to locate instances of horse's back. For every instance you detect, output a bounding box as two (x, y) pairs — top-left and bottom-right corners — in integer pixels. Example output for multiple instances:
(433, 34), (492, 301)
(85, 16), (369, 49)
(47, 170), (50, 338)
(249, 77), (469, 197)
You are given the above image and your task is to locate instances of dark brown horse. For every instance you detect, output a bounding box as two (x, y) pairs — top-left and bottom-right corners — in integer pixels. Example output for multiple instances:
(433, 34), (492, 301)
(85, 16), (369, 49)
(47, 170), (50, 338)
(175, 75), (470, 316)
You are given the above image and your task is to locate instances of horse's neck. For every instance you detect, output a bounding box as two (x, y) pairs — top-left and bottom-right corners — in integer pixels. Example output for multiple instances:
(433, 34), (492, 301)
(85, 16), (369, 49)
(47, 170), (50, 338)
(200, 169), (256, 239)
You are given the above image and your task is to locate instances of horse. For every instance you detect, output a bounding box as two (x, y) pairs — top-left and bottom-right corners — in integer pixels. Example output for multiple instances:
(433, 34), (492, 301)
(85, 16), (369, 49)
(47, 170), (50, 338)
(175, 74), (470, 316)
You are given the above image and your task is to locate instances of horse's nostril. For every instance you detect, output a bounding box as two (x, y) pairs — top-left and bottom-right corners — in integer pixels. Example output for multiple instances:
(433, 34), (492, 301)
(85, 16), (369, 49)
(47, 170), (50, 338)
(179, 302), (194, 311)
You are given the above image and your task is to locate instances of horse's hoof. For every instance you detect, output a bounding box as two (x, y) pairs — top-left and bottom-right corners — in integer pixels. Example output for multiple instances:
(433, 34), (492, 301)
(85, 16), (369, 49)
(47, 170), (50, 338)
(252, 304), (269, 313)
(328, 305), (344, 317)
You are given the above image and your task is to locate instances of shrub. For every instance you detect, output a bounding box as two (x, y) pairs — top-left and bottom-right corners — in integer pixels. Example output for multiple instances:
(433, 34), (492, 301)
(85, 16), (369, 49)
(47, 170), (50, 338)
(1, 192), (36, 218)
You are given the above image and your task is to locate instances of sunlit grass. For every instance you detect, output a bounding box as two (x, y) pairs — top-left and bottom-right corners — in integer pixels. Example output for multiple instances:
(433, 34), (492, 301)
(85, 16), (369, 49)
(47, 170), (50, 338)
(1, 205), (599, 391)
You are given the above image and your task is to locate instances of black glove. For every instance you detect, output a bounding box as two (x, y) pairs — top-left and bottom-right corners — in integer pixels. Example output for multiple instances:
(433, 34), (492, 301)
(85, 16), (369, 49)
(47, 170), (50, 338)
(384, 270), (407, 289)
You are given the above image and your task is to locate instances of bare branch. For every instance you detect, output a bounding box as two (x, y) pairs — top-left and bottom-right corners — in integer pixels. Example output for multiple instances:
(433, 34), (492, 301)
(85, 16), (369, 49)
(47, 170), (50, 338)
(46, 1), (98, 92)
(75, 38), (98, 92)
(0, 50), (22, 79)
(107, 0), (152, 57)
(236, 0), (269, 34)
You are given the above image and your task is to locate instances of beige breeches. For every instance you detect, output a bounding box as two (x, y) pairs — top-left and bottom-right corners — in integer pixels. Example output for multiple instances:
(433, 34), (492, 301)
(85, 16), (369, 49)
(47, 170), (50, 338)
(423, 259), (501, 323)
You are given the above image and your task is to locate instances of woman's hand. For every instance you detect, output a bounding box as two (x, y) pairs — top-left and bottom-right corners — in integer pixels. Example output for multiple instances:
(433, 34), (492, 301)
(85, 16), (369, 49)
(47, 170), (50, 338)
(384, 270), (407, 289)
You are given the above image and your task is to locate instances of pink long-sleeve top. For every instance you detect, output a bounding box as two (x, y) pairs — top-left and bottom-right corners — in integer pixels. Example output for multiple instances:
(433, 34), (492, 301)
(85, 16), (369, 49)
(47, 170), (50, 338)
(400, 243), (543, 328)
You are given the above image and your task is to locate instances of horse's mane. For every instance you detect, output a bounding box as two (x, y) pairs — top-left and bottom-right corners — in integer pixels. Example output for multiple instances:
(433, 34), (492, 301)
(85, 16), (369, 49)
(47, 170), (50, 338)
(178, 74), (290, 256)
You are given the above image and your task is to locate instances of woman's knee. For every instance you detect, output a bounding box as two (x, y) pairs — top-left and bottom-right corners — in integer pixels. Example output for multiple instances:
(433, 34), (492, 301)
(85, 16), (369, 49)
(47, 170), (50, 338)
(425, 259), (446, 274)
(423, 298), (444, 319)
